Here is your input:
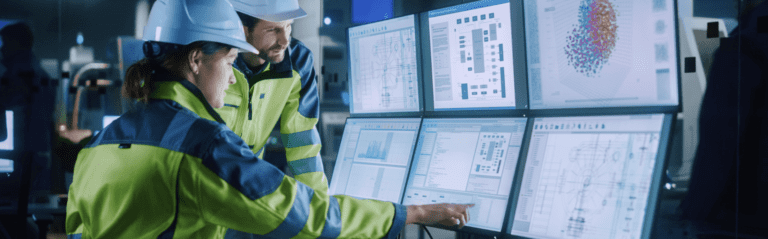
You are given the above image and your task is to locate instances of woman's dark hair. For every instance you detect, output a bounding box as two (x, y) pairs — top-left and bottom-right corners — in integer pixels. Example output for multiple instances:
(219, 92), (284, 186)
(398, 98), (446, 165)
(122, 41), (233, 102)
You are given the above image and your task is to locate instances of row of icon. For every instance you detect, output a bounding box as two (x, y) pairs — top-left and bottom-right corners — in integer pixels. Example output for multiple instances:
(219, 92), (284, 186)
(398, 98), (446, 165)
(351, 25), (390, 37)
(534, 123), (606, 130)
(456, 12), (495, 24)
(356, 124), (419, 129)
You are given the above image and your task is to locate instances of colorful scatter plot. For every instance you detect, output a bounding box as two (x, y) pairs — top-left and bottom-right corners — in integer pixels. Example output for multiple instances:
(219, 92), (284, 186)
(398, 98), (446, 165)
(565, 0), (619, 77)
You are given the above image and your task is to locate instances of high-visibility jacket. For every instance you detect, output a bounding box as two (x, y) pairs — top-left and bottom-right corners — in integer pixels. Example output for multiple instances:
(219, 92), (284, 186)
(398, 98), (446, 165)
(216, 39), (326, 193)
(65, 72), (406, 238)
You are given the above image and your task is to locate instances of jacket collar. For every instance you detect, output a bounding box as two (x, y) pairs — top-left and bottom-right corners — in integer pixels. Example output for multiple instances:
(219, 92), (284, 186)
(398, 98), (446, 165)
(233, 48), (294, 80)
(147, 68), (226, 124)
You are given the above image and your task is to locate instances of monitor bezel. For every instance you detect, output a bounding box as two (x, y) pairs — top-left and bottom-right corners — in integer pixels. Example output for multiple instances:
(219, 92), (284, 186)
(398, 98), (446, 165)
(521, 0), (683, 114)
(402, 116), (530, 237)
(503, 113), (675, 239)
(420, 0), (530, 117)
(328, 117), (424, 204)
(346, 14), (426, 117)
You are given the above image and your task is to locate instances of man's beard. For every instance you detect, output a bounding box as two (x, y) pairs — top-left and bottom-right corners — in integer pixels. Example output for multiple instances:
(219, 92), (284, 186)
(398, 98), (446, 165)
(259, 45), (286, 63)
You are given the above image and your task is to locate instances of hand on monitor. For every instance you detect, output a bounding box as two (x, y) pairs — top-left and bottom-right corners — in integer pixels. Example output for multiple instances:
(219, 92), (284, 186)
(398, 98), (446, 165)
(405, 203), (474, 228)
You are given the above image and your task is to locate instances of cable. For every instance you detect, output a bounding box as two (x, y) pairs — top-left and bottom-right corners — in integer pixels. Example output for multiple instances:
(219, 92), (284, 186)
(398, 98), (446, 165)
(421, 225), (433, 239)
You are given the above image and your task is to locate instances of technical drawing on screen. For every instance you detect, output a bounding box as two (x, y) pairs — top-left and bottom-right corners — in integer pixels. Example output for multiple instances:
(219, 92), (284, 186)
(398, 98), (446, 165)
(511, 114), (667, 239)
(525, 0), (679, 109)
(402, 118), (526, 232)
(329, 118), (421, 203)
(348, 15), (421, 114)
(427, 0), (517, 110)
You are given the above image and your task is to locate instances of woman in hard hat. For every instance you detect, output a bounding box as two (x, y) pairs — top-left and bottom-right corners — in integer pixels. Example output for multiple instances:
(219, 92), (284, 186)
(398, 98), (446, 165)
(65, 0), (470, 238)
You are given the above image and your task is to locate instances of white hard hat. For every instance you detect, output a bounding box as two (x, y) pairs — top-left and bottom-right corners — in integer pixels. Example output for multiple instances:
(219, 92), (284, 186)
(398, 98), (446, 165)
(143, 0), (258, 54)
(230, 0), (307, 22)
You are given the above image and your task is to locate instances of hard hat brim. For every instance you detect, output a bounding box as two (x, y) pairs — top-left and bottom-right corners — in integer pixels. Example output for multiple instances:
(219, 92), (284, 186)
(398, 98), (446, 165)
(144, 26), (259, 54)
(248, 8), (307, 22)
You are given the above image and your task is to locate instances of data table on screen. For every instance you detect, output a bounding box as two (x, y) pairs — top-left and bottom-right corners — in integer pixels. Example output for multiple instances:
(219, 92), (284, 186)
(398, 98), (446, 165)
(329, 118), (421, 203)
(348, 15), (421, 114)
(510, 114), (667, 239)
(426, 0), (517, 111)
(402, 118), (526, 232)
(525, 0), (679, 109)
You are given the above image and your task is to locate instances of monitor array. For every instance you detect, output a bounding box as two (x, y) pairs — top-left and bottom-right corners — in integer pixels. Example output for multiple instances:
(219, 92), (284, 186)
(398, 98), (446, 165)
(335, 0), (679, 238)
(346, 0), (680, 117)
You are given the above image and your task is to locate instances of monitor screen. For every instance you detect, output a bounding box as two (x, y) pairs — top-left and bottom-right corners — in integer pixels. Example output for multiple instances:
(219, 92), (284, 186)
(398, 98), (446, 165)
(329, 118), (421, 203)
(526, 0), (679, 109)
(348, 15), (421, 115)
(0, 159), (12, 173)
(103, 115), (120, 129)
(0, 111), (13, 151)
(425, 0), (517, 111)
(402, 118), (527, 232)
(510, 114), (669, 239)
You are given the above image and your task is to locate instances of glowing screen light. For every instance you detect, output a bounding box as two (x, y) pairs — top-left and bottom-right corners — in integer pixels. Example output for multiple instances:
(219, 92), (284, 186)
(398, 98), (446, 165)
(0, 111), (13, 150)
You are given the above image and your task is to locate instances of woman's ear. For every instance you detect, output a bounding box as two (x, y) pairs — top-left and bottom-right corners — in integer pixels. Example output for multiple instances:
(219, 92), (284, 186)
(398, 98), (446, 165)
(188, 48), (204, 75)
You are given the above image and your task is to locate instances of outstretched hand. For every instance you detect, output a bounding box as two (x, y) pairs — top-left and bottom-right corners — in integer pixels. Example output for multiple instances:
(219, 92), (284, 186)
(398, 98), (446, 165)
(406, 203), (474, 228)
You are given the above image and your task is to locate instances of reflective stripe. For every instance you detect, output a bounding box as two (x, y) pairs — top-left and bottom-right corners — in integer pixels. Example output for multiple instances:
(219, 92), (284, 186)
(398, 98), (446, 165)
(281, 128), (321, 148)
(160, 109), (199, 152)
(67, 234), (82, 239)
(262, 183), (314, 238)
(319, 196), (342, 238)
(288, 155), (323, 175)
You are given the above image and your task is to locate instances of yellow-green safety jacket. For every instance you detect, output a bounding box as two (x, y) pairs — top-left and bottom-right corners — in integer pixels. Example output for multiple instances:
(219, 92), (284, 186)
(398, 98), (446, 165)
(65, 70), (406, 238)
(216, 39), (327, 194)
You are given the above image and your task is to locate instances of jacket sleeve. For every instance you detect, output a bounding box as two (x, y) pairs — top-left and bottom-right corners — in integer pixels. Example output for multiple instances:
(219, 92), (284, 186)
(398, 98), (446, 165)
(280, 40), (328, 192)
(197, 128), (407, 239)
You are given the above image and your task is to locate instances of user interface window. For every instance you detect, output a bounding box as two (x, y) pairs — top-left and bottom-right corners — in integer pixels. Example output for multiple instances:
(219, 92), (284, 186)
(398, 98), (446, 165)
(329, 118), (421, 203)
(526, 0), (679, 109)
(427, 0), (517, 110)
(403, 118), (526, 231)
(511, 114), (666, 239)
(348, 15), (421, 114)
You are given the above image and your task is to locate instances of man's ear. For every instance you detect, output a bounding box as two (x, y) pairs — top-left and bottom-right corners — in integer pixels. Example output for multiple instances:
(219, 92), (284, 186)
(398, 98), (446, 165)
(243, 25), (253, 41)
(188, 48), (203, 74)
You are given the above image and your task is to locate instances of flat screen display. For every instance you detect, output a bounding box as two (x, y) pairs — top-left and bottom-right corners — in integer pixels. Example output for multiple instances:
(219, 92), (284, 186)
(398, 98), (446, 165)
(510, 114), (669, 239)
(329, 118), (421, 203)
(402, 118), (527, 231)
(426, 0), (517, 111)
(348, 15), (421, 115)
(525, 0), (679, 109)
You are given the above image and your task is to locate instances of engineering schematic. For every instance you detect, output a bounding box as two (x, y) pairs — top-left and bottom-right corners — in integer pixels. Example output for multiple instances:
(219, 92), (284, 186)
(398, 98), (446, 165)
(515, 132), (659, 239)
(352, 26), (420, 112)
(429, 1), (516, 109)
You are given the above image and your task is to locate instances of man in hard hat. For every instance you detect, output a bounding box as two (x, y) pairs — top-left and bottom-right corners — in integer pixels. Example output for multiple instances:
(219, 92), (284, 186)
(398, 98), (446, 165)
(219, 1), (325, 191)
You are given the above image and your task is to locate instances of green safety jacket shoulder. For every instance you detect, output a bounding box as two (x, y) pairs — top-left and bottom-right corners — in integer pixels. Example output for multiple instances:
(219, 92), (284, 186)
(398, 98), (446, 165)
(65, 73), (406, 238)
(217, 39), (327, 194)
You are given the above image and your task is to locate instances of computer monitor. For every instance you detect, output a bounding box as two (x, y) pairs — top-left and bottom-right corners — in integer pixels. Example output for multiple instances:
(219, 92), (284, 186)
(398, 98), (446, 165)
(103, 115), (120, 129)
(0, 111), (13, 151)
(508, 114), (673, 239)
(347, 15), (423, 116)
(525, 0), (679, 110)
(329, 118), (421, 203)
(422, 0), (527, 113)
(402, 118), (527, 234)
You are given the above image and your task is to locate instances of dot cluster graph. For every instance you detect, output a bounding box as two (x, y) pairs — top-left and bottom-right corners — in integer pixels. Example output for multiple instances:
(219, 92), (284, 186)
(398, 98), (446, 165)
(564, 0), (619, 77)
